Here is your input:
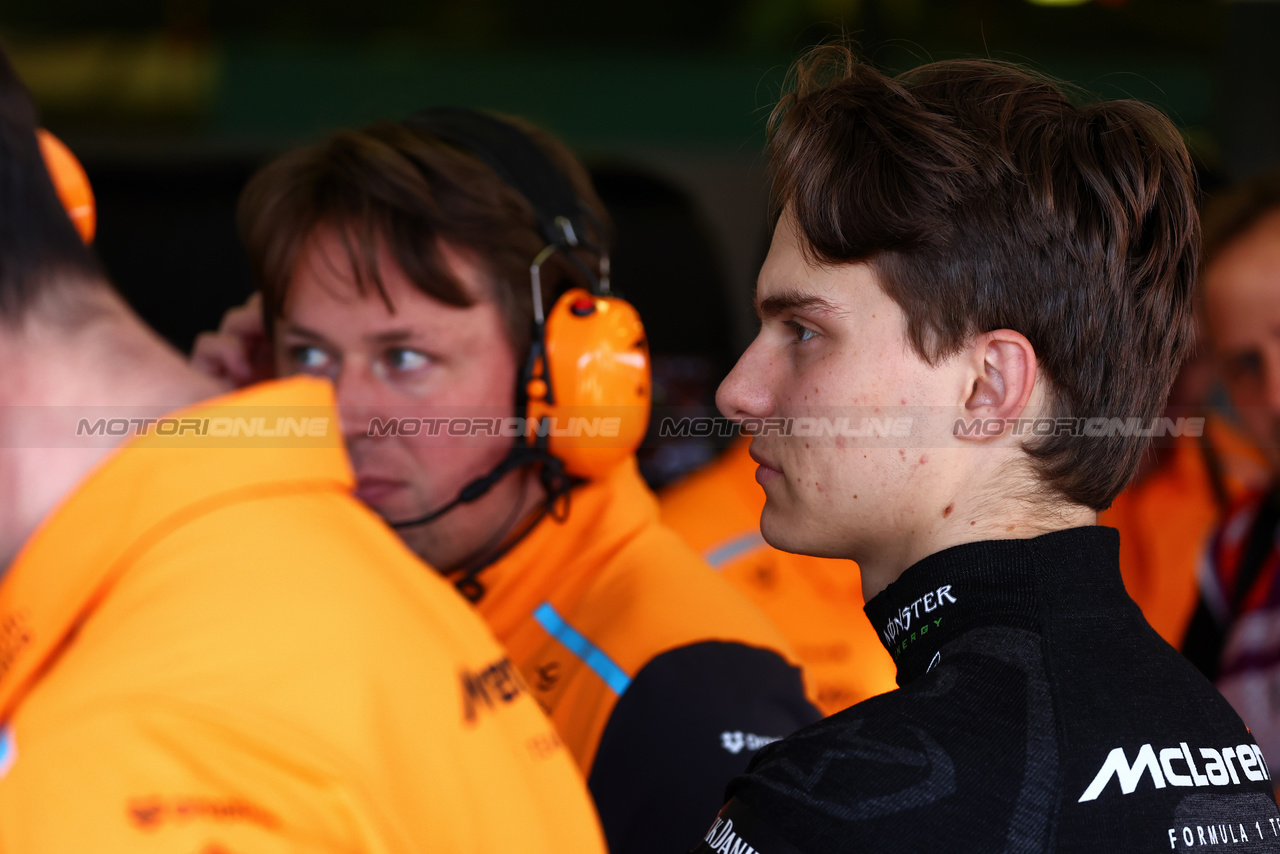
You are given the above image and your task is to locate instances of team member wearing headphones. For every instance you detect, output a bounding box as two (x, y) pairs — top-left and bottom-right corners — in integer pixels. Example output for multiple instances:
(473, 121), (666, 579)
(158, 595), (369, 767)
(0, 57), (606, 853)
(196, 110), (819, 853)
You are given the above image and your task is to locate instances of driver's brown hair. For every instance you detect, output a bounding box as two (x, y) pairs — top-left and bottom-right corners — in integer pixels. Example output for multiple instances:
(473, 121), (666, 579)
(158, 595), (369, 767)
(768, 47), (1199, 511)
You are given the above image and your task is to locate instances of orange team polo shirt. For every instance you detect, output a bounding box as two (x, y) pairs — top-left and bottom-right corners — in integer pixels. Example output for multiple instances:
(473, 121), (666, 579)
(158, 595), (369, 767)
(472, 456), (803, 774)
(1099, 413), (1268, 648)
(659, 437), (898, 716)
(0, 377), (605, 854)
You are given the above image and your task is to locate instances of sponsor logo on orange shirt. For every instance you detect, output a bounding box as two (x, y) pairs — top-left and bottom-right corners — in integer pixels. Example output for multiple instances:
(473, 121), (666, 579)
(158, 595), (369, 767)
(127, 796), (279, 831)
(460, 657), (527, 725)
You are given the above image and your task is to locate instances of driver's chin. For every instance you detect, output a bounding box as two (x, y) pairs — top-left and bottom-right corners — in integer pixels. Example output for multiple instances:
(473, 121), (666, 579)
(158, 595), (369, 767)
(759, 505), (795, 552)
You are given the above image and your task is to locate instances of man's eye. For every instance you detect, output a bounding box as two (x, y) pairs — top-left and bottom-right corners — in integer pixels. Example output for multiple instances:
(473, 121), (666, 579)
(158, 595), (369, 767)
(786, 320), (818, 343)
(384, 348), (430, 372)
(289, 345), (334, 374)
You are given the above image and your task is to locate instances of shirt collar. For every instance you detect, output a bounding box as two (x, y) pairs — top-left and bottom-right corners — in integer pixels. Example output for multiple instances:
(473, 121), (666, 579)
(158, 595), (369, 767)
(474, 457), (657, 642)
(862, 526), (1124, 686)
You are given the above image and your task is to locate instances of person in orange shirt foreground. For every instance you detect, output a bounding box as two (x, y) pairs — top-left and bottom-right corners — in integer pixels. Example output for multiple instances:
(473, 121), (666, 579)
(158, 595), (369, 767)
(0, 50), (605, 853)
(194, 108), (818, 853)
(661, 436), (898, 715)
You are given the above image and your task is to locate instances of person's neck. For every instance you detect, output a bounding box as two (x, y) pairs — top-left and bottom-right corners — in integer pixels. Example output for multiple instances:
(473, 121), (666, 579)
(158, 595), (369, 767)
(9, 280), (224, 399)
(1, 290), (227, 571)
(857, 490), (1097, 602)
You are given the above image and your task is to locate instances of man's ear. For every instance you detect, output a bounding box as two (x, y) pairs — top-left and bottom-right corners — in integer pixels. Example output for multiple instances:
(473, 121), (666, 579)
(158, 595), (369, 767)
(959, 329), (1038, 440)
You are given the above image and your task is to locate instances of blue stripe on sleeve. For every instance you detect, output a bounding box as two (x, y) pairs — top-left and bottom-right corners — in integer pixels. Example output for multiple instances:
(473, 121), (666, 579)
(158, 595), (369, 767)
(533, 602), (632, 695)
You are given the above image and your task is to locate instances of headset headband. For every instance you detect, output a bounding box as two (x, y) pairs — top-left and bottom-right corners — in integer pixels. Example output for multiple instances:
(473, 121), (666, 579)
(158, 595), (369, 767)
(402, 107), (594, 253)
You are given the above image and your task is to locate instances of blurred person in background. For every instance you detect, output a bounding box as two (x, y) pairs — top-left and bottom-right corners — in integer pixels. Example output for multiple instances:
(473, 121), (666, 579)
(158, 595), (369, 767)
(693, 47), (1280, 853)
(0, 49), (606, 853)
(193, 108), (818, 854)
(1182, 169), (1280, 768)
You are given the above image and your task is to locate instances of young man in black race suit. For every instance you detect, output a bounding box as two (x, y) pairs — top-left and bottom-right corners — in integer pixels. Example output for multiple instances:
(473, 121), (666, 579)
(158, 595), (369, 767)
(694, 47), (1280, 853)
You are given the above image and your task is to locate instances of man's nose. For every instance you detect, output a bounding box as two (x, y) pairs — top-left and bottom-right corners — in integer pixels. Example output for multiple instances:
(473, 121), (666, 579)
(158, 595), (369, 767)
(717, 337), (776, 422)
(335, 360), (390, 441)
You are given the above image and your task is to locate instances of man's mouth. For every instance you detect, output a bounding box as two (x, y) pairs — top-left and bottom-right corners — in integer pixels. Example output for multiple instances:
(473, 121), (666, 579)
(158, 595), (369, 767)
(749, 446), (783, 485)
(354, 476), (407, 505)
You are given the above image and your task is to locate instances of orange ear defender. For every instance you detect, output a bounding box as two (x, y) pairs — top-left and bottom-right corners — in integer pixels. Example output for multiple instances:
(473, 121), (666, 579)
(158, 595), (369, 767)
(36, 129), (95, 244)
(526, 284), (650, 480)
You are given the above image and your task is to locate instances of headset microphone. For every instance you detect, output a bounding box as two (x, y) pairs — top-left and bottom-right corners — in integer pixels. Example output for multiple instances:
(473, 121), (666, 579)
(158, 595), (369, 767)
(389, 445), (567, 530)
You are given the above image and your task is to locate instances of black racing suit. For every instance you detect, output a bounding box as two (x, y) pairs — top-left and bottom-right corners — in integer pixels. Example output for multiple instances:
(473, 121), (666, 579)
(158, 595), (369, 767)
(692, 527), (1280, 853)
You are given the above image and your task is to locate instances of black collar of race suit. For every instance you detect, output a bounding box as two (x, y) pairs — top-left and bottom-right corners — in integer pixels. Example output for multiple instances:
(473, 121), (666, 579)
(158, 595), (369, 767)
(862, 525), (1126, 687)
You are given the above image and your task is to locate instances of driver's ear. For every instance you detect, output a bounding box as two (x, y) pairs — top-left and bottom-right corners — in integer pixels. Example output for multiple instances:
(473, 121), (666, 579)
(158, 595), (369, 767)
(958, 329), (1038, 441)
